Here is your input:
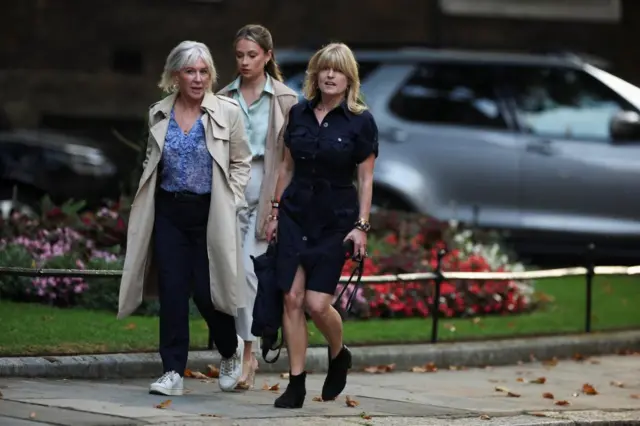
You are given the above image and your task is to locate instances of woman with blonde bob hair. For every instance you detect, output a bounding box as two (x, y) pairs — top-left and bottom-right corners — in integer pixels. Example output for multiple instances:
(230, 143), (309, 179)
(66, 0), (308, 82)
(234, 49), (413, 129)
(118, 40), (252, 396)
(264, 42), (379, 408)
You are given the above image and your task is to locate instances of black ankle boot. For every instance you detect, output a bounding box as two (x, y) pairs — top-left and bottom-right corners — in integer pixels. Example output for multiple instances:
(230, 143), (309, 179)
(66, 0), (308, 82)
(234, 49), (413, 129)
(274, 371), (306, 408)
(321, 345), (352, 401)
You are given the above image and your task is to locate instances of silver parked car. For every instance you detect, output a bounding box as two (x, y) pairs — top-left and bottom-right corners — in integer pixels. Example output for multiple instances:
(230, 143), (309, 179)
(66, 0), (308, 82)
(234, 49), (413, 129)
(278, 48), (640, 260)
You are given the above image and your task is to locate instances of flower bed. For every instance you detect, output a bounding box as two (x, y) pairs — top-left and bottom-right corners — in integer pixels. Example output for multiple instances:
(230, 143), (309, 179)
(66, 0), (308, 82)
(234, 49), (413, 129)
(0, 198), (535, 319)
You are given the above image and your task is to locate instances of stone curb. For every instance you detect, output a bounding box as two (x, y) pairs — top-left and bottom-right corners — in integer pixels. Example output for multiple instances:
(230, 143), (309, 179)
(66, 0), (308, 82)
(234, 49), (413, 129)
(1, 330), (639, 379)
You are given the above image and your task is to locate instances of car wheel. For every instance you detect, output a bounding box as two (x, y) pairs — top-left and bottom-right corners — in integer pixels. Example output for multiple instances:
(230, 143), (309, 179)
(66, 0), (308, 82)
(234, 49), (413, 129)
(0, 185), (40, 220)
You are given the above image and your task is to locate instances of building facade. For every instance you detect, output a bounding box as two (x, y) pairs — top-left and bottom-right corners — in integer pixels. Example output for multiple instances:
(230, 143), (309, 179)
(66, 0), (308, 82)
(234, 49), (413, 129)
(1, 0), (638, 142)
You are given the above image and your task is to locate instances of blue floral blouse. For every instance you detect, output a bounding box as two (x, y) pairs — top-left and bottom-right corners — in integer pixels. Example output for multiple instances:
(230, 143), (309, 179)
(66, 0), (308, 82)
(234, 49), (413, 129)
(159, 109), (213, 194)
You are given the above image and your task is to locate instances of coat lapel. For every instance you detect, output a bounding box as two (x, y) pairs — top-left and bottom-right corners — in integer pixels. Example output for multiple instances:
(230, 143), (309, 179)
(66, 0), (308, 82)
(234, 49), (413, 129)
(201, 93), (230, 175)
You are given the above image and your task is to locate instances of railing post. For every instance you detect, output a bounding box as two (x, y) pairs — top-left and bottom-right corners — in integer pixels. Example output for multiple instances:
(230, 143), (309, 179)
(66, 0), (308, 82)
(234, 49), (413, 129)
(585, 243), (595, 333)
(430, 249), (447, 344)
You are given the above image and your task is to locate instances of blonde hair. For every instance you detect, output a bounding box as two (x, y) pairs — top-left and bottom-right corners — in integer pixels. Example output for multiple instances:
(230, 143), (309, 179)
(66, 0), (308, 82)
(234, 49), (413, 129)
(302, 43), (367, 114)
(158, 40), (217, 93)
(234, 24), (284, 82)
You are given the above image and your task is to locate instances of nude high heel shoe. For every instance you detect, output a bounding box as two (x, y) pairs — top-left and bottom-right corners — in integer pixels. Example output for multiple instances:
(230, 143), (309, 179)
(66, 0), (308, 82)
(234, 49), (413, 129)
(236, 354), (258, 390)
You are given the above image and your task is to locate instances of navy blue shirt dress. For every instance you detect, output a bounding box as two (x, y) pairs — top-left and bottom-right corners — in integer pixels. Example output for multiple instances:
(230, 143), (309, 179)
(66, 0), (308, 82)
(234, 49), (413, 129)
(276, 99), (379, 295)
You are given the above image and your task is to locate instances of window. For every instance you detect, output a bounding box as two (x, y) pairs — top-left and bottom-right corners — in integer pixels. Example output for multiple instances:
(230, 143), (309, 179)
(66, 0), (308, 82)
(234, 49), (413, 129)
(389, 63), (508, 129)
(506, 66), (630, 141)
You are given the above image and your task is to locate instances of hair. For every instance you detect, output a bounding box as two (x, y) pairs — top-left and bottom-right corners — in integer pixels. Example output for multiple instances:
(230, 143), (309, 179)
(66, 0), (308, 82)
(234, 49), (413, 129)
(233, 24), (283, 82)
(302, 42), (367, 114)
(158, 40), (217, 93)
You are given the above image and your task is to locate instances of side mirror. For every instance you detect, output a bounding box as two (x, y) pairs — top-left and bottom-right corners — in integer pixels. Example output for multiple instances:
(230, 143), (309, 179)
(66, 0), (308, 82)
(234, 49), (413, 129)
(610, 110), (640, 143)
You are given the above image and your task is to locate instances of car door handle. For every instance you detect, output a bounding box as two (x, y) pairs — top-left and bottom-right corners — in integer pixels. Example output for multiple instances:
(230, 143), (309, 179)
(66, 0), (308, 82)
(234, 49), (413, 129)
(526, 140), (555, 156)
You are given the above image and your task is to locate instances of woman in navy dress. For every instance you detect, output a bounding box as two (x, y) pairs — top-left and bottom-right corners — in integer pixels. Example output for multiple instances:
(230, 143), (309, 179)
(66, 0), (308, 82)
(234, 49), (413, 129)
(265, 42), (378, 408)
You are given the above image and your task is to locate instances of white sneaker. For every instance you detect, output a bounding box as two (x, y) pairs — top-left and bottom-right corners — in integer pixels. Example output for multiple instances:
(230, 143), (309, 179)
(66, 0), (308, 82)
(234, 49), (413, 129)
(218, 336), (244, 392)
(149, 371), (184, 396)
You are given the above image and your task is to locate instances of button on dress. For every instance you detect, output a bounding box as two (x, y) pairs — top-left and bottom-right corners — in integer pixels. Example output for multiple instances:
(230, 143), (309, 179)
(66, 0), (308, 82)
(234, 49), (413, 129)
(276, 100), (379, 295)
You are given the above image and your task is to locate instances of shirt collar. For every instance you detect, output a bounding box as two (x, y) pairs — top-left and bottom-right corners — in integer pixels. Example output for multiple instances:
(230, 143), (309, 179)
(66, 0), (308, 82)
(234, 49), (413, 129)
(228, 74), (274, 96)
(305, 97), (351, 120)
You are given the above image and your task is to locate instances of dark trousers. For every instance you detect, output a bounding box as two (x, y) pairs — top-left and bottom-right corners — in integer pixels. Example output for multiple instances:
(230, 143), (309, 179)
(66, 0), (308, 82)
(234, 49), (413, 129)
(154, 190), (238, 375)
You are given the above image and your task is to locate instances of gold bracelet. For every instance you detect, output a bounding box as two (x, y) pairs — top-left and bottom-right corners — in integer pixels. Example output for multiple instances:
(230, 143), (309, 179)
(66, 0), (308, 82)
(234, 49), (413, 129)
(354, 218), (371, 233)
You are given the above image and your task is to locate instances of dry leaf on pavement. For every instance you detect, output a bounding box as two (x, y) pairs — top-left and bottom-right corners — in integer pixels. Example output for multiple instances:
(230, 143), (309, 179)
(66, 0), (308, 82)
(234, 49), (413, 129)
(312, 396), (324, 402)
(572, 353), (586, 361)
(542, 392), (554, 399)
(200, 414), (220, 417)
(582, 383), (598, 395)
(280, 372), (290, 379)
(261, 382), (280, 392)
(542, 358), (558, 367)
(345, 395), (359, 407)
(410, 362), (437, 373)
(206, 365), (220, 378)
(610, 381), (625, 388)
(516, 377), (525, 382)
(630, 394), (640, 399)
(479, 414), (491, 420)
(184, 369), (208, 379)
(554, 400), (570, 406)
(155, 399), (172, 409)
(360, 412), (372, 420)
(530, 412), (548, 417)
(364, 363), (395, 374)
(529, 377), (546, 384)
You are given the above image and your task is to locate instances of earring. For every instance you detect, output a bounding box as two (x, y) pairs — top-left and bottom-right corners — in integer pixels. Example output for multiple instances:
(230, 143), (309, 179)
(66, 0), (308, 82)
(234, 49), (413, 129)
(171, 81), (179, 92)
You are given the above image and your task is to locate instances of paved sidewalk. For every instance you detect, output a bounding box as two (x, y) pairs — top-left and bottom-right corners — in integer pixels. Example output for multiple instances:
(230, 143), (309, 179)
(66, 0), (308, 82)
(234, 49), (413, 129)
(1, 354), (640, 425)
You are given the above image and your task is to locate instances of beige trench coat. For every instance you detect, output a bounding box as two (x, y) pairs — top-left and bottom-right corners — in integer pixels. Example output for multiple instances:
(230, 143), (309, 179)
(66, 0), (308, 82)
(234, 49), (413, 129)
(117, 92), (252, 319)
(217, 78), (298, 240)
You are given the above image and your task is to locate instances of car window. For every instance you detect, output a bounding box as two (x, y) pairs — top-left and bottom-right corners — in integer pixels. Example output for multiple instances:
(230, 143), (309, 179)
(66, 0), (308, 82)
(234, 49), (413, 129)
(280, 61), (380, 101)
(388, 62), (508, 130)
(505, 66), (630, 141)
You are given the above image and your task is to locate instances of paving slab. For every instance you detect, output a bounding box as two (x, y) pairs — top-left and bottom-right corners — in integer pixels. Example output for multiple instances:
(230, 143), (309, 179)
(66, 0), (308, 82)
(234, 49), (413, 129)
(1, 354), (639, 425)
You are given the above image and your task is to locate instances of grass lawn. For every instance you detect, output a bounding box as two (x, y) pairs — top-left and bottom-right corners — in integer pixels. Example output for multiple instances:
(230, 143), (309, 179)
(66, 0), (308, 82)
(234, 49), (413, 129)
(1, 275), (639, 356)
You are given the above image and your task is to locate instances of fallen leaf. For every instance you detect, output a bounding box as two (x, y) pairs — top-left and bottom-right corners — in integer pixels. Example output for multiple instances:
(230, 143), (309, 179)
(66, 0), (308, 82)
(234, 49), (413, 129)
(184, 369), (208, 379)
(364, 363), (395, 374)
(206, 365), (220, 378)
(582, 383), (598, 395)
(345, 395), (359, 407)
(530, 377), (547, 384)
(554, 400), (570, 406)
(312, 396), (324, 402)
(610, 381), (625, 388)
(268, 383), (280, 392)
(410, 362), (437, 373)
(542, 358), (558, 367)
(572, 353), (586, 361)
(448, 365), (459, 371)
(630, 394), (640, 399)
(360, 412), (372, 420)
(200, 414), (220, 417)
(495, 386), (510, 393)
(472, 317), (481, 324)
(124, 323), (136, 330)
(479, 414), (491, 420)
(155, 399), (172, 409)
(516, 377), (525, 382)
(280, 372), (290, 379)
(507, 391), (521, 398)
(542, 392), (554, 399)
(235, 382), (250, 390)
(589, 359), (601, 365)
